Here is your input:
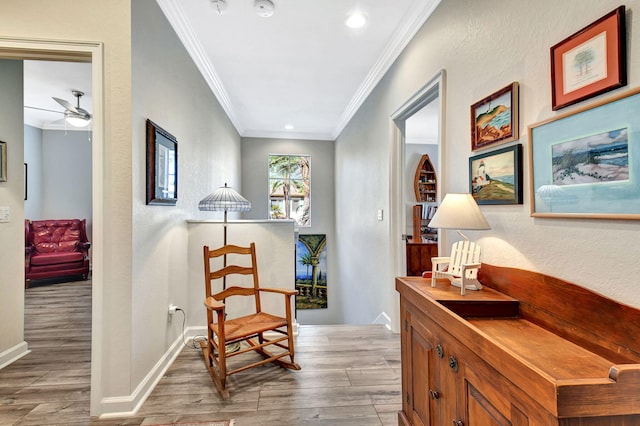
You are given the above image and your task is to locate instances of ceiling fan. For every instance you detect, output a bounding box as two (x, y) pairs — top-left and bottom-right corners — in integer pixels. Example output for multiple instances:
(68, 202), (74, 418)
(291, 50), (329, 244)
(52, 90), (92, 128)
(25, 89), (92, 128)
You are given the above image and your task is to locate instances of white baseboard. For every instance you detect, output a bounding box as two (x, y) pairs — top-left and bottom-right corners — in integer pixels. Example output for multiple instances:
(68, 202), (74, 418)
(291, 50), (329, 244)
(98, 330), (186, 418)
(372, 312), (392, 330)
(97, 320), (300, 418)
(0, 341), (30, 370)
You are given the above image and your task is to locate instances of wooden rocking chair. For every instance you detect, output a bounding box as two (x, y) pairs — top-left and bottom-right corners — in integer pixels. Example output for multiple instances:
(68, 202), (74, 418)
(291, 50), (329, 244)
(430, 240), (482, 295)
(200, 243), (300, 399)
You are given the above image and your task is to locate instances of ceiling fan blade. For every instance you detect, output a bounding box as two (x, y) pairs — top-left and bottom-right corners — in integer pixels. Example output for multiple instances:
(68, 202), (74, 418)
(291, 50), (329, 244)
(52, 97), (79, 113)
(24, 105), (64, 115)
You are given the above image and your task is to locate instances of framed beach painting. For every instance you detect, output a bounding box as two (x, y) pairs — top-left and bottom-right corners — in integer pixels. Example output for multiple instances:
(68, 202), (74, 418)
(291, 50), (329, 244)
(471, 82), (519, 151)
(529, 87), (640, 219)
(469, 144), (522, 205)
(295, 234), (327, 310)
(551, 6), (626, 111)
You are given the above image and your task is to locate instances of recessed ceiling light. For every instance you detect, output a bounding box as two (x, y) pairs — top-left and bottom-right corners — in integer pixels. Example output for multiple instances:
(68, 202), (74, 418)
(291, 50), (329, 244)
(345, 12), (366, 29)
(284, 124), (295, 130)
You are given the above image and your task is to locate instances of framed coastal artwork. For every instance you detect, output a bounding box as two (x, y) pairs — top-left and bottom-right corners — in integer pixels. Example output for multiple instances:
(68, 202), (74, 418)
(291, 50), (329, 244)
(295, 234), (327, 310)
(471, 82), (519, 151)
(529, 87), (640, 219)
(551, 6), (626, 111)
(469, 144), (522, 205)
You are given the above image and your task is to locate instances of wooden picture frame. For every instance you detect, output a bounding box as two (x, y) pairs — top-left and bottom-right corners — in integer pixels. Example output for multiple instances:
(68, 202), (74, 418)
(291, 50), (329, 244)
(24, 163), (28, 200)
(0, 141), (6, 182)
(469, 144), (522, 205)
(470, 82), (519, 151)
(551, 6), (626, 111)
(146, 119), (178, 206)
(529, 87), (640, 219)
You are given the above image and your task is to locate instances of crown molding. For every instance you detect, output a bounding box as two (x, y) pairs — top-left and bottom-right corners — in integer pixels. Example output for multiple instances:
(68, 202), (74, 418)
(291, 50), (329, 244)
(332, 0), (441, 140)
(156, 0), (244, 135)
(242, 128), (334, 142)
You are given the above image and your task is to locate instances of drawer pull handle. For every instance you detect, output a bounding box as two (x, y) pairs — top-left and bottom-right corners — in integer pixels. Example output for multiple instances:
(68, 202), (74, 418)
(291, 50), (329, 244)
(449, 355), (458, 372)
(452, 420), (464, 426)
(429, 389), (440, 400)
(436, 344), (444, 358)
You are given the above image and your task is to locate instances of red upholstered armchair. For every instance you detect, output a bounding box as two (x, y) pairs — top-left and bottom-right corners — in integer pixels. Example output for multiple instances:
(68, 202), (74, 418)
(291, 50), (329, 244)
(25, 219), (91, 287)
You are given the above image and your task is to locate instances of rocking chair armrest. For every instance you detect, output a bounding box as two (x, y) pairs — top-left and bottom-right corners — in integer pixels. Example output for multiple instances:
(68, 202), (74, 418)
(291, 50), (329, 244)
(204, 296), (225, 311)
(257, 287), (299, 297)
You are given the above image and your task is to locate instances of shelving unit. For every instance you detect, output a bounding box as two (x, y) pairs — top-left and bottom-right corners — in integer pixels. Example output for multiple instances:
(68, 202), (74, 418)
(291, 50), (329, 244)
(406, 153), (439, 275)
(414, 154), (437, 203)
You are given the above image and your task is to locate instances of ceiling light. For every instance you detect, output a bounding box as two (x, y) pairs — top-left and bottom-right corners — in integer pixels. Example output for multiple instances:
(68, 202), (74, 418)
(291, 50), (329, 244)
(284, 124), (294, 130)
(346, 12), (366, 29)
(65, 111), (91, 128)
(255, 0), (275, 18)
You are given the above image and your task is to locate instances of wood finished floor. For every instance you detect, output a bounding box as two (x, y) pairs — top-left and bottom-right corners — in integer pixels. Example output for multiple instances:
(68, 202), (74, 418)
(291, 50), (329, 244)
(0, 280), (401, 425)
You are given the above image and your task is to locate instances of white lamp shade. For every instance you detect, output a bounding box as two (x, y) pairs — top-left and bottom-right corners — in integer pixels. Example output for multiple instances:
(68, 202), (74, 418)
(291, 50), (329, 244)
(198, 183), (251, 212)
(428, 193), (490, 230)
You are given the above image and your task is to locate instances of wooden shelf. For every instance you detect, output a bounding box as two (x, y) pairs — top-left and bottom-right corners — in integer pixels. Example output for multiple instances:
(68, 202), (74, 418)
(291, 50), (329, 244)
(413, 154), (436, 203)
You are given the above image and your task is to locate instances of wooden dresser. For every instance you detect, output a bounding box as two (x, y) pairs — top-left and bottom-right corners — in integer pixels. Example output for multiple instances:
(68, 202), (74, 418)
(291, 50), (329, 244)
(396, 265), (640, 426)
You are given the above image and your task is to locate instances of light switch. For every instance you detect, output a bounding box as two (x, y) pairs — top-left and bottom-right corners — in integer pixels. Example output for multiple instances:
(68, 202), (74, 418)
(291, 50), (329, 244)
(0, 206), (9, 223)
(377, 209), (383, 221)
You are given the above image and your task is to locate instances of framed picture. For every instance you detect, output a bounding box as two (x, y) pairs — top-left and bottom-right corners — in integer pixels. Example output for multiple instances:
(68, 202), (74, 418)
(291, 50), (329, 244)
(469, 144), (522, 205)
(0, 141), (6, 182)
(24, 163), (28, 200)
(295, 234), (327, 310)
(146, 119), (178, 205)
(470, 82), (519, 151)
(550, 6), (626, 111)
(529, 87), (640, 219)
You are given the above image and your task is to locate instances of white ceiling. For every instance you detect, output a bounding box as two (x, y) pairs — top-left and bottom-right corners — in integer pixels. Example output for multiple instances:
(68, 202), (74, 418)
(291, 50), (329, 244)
(23, 0), (440, 140)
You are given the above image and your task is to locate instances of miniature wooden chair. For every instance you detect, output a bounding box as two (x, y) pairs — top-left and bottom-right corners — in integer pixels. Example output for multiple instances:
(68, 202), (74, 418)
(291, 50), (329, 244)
(431, 240), (482, 295)
(200, 242), (300, 399)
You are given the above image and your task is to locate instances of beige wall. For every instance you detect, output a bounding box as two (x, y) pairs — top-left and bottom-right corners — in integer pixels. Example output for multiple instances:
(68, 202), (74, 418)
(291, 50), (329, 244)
(0, 59), (25, 363)
(336, 0), (640, 329)
(0, 0), (133, 408)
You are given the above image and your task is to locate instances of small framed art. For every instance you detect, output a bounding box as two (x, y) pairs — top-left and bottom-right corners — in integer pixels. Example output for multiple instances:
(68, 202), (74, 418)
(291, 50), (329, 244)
(550, 6), (626, 111)
(470, 82), (519, 151)
(0, 141), (6, 182)
(469, 144), (522, 205)
(146, 119), (178, 206)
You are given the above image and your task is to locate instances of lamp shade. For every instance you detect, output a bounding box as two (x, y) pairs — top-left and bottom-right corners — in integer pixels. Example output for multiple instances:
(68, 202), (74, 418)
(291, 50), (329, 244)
(428, 193), (490, 230)
(198, 183), (251, 212)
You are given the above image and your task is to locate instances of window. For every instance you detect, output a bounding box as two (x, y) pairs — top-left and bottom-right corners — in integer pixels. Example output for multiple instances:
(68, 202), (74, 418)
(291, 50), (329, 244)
(269, 154), (310, 226)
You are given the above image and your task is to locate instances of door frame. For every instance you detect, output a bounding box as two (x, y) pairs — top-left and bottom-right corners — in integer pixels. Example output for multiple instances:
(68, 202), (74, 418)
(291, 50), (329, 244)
(390, 70), (446, 282)
(0, 37), (104, 416)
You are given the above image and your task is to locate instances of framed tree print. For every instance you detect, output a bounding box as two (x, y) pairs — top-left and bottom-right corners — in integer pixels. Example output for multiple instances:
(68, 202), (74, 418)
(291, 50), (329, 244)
(550, 6), (626, 110)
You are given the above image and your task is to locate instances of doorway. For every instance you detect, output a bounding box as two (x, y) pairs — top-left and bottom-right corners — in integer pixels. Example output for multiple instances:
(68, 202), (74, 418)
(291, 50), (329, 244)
(390, 70), (445, 283)
(0, 37), (104, 416)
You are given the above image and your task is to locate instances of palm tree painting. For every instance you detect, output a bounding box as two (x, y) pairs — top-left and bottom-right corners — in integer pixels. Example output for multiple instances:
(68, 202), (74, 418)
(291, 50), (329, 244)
(295, 234), (327, 309)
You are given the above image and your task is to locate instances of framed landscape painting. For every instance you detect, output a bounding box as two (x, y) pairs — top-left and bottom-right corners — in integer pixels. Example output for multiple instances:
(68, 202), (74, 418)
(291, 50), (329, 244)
(529, 87), (640, 219)
(471, 82), (519, 151)
(550, 6), (626, 110)
(469, 144), (522, 205)
(295, 234), (327, 310)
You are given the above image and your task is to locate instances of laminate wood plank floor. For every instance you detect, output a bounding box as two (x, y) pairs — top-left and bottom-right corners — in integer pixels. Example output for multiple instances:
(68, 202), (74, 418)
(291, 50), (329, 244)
(1, 280), (401, 425)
